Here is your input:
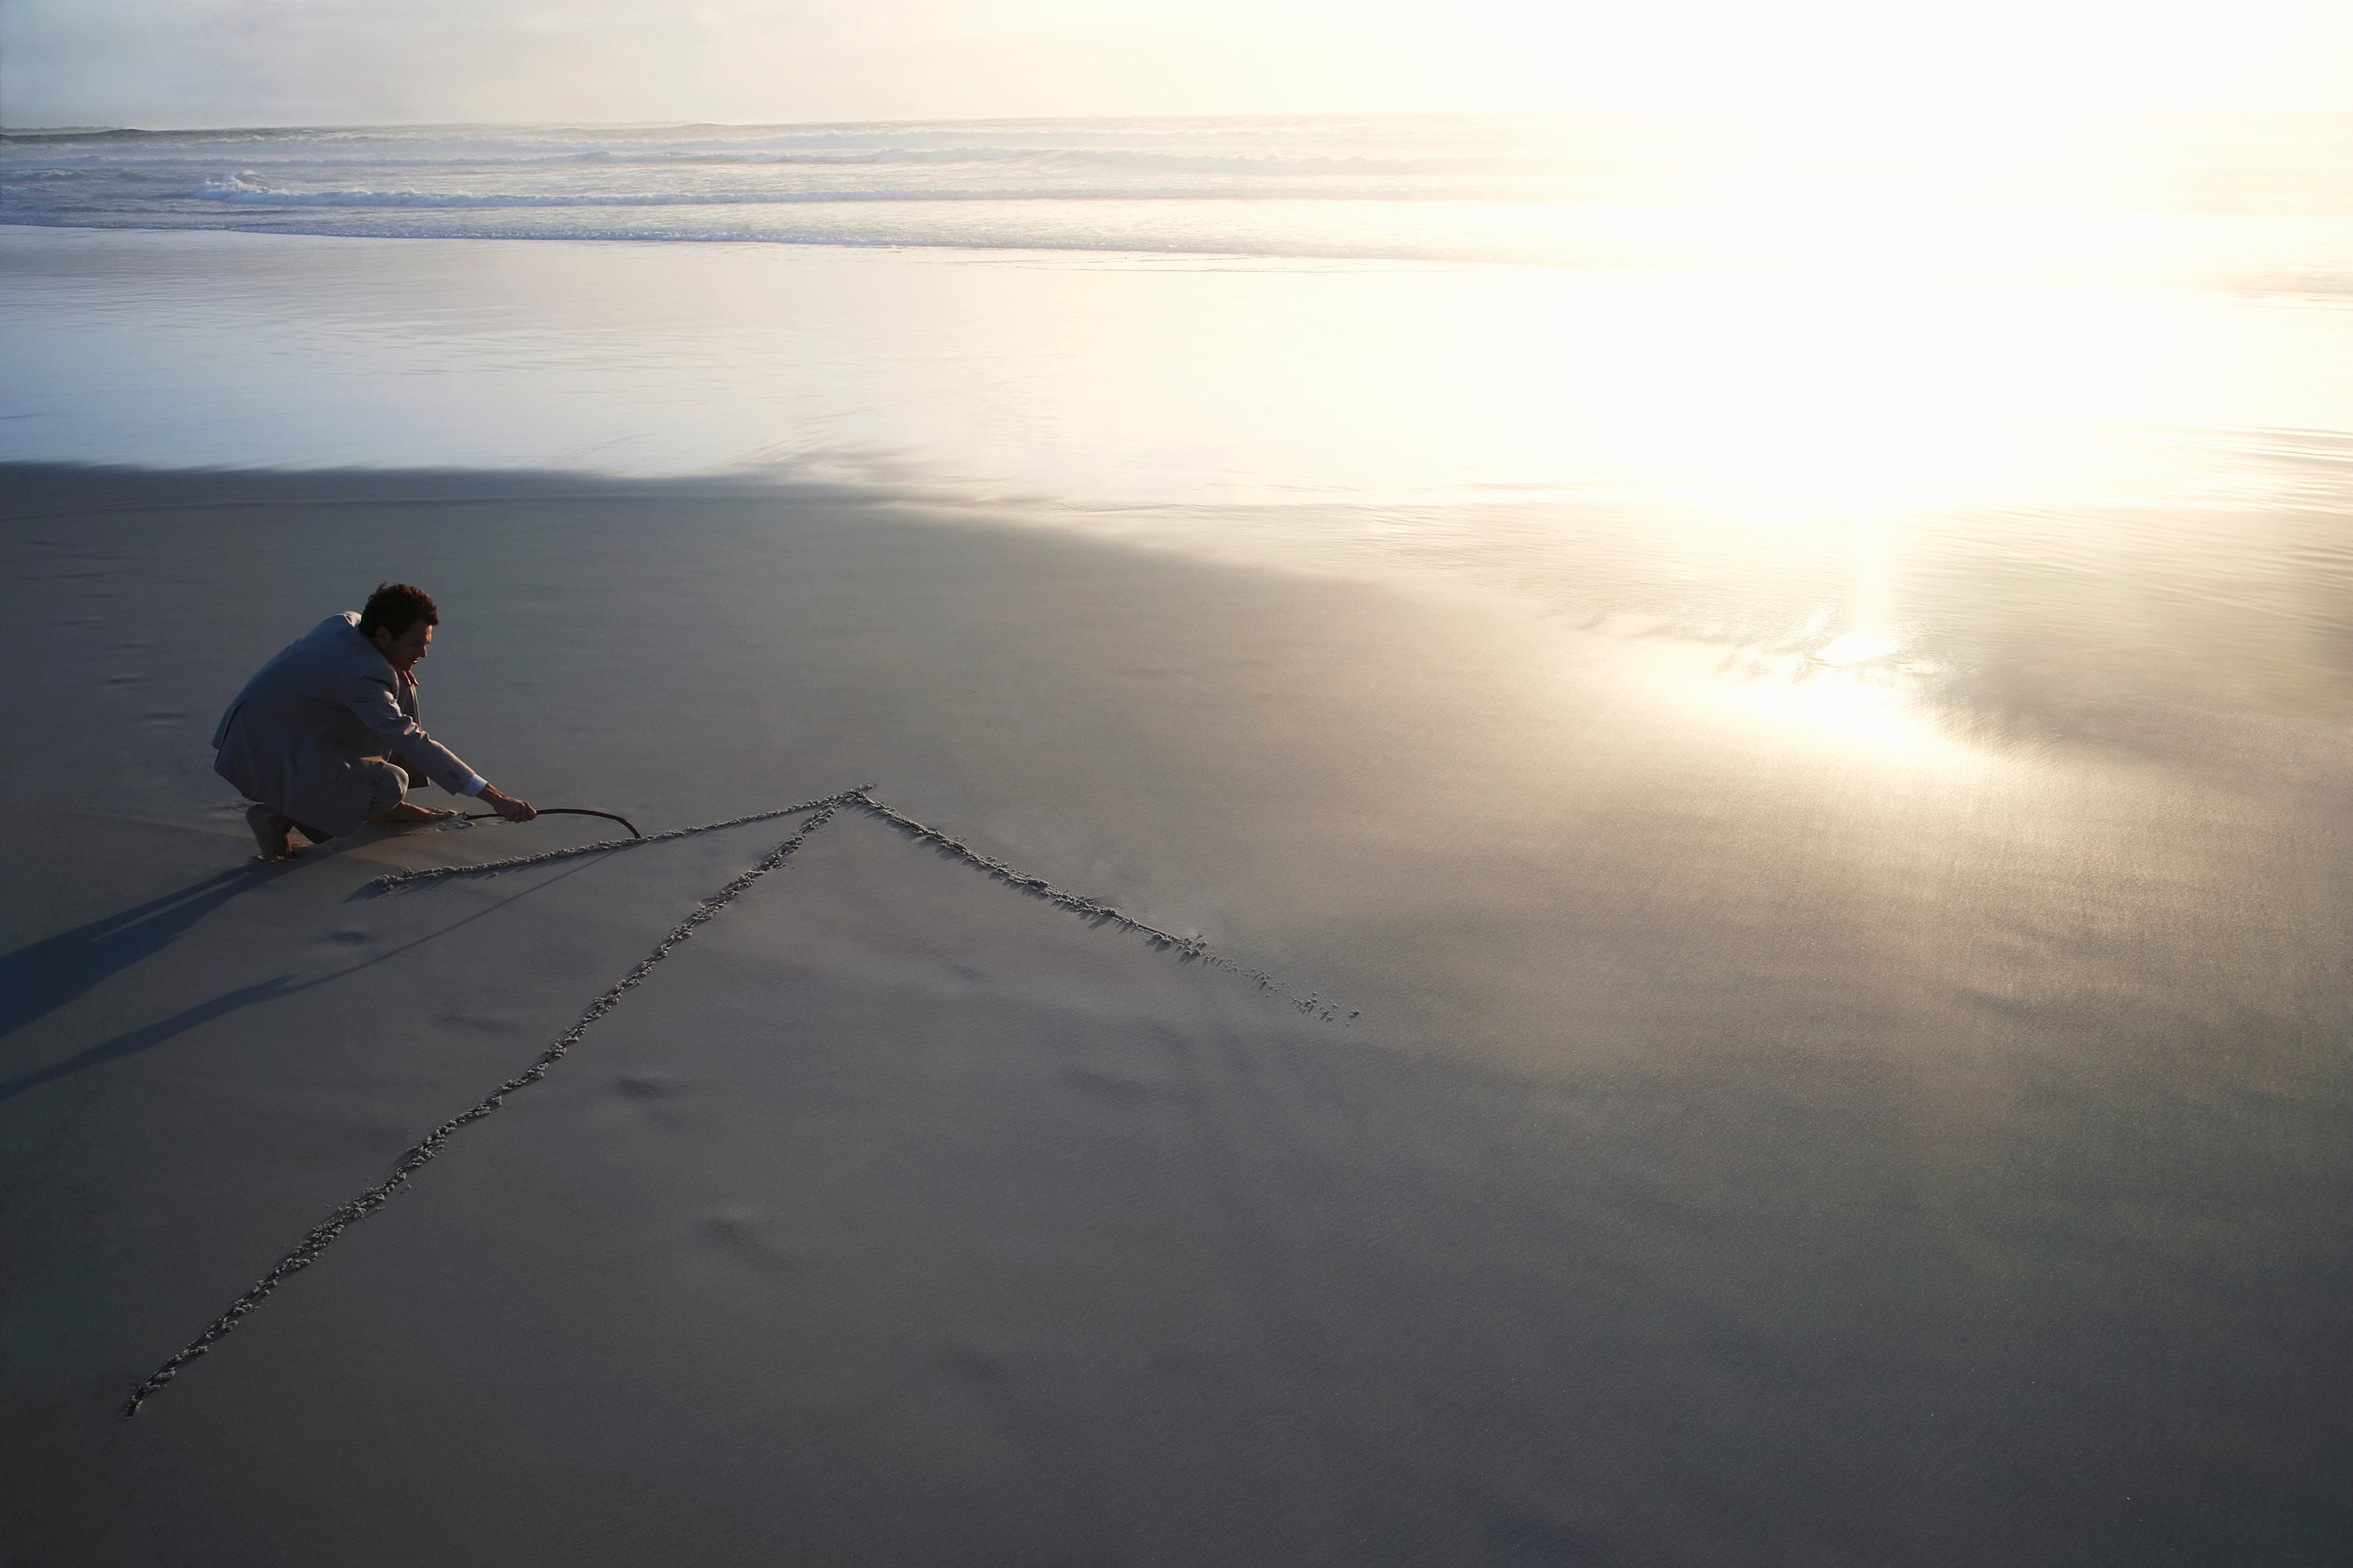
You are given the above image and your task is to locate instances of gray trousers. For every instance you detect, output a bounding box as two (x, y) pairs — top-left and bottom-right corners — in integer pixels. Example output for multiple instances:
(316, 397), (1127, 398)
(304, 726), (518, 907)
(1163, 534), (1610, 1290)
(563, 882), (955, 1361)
(272, 682), (428, 842)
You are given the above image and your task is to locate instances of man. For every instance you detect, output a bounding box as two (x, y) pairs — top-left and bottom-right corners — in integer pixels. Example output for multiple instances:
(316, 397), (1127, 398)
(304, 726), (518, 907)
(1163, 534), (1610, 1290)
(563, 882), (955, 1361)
(214, 582), (535, 860)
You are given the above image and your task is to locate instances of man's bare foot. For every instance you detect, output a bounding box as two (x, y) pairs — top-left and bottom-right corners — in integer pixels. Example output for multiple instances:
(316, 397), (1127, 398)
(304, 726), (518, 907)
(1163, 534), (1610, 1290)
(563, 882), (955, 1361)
(364, 801), (457, 828)
(245, 804), (297, 860)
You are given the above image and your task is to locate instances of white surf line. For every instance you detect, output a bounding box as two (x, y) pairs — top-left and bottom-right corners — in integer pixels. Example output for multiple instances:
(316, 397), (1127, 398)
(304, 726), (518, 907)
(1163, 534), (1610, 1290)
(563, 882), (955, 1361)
(372, 788), (1353, 1024)
(121, 802), (841, 1419)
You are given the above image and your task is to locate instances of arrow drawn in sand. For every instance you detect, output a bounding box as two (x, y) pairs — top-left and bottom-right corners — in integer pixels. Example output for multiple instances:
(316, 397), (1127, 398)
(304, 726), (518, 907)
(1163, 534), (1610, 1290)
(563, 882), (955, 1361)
(124, 787), (1350, 1417)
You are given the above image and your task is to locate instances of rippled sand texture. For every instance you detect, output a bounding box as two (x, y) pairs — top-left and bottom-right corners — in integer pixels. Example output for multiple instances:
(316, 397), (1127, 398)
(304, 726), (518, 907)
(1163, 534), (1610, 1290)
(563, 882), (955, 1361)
(2, 466), (2346, 1565)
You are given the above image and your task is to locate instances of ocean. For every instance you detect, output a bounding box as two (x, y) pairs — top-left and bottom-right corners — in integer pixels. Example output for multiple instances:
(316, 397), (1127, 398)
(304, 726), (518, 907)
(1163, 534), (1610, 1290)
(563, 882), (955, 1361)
(7, 115), (2352, 281)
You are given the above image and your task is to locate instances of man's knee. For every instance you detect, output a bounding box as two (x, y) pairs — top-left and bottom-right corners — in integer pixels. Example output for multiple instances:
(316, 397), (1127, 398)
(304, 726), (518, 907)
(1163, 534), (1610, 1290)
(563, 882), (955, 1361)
(360, 757), (409, 817)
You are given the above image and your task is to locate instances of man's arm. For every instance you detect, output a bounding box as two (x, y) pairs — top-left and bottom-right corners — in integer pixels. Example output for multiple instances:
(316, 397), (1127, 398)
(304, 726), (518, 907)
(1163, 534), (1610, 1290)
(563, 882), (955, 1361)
(392, 671), (535, 822)
(347, 671), (535, 822)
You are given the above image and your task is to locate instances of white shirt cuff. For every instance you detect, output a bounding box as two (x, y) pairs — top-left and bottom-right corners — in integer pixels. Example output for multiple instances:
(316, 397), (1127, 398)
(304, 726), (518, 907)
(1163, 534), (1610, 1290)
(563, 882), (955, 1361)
(460, 774), (489, 797)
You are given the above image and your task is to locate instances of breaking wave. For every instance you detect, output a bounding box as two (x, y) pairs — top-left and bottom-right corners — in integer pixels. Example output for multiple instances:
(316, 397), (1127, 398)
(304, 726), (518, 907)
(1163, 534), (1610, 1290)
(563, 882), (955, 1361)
(185, 172), (1484, 208)
(6, 115), (2349, 288)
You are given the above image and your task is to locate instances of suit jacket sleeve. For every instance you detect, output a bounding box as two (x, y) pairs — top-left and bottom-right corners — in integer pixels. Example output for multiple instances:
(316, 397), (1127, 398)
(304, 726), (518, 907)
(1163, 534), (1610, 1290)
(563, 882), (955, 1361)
(344, 666), (479, 794)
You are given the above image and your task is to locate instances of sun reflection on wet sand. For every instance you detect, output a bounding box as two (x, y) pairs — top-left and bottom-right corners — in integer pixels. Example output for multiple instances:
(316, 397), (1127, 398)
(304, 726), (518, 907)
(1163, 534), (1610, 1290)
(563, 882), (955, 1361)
(1698, 649), (1969, 771)
(4, 202), (2349, 778)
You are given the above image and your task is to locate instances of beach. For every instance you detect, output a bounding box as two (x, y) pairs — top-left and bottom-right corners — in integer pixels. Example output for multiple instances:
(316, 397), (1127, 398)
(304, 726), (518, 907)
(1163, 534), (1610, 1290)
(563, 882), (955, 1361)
(5, 114), (2352, 1562)
(4, 453), (2348, 1563)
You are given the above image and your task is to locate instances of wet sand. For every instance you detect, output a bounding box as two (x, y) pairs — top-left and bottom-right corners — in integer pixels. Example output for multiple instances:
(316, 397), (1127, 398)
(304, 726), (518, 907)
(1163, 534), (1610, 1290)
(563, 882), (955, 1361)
(3, 462), (2347, 1564)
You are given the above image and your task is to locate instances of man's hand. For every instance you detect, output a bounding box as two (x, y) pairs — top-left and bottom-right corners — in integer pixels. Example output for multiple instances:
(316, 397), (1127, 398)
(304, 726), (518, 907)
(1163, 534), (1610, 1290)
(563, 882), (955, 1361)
(480, 785), (537, 823)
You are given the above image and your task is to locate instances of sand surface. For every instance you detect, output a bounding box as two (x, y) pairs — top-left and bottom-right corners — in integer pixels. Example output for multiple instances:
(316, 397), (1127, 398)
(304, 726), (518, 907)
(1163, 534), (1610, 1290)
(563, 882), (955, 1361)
(3, 463), (2348, 1565)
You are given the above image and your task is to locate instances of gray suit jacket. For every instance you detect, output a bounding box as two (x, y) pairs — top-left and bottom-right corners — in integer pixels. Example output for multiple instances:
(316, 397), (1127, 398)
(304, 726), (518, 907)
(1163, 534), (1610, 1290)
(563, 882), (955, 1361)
(212, 612), (478, 836)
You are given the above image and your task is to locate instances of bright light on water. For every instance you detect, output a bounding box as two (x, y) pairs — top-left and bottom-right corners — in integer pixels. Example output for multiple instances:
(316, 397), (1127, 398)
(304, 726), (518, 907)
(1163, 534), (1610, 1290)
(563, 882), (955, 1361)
(3, 114), (2349, 770)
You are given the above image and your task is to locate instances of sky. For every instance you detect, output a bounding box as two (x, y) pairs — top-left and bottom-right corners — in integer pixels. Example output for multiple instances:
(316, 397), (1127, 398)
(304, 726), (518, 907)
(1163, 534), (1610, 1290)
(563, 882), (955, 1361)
(5, 0), (2352, 128)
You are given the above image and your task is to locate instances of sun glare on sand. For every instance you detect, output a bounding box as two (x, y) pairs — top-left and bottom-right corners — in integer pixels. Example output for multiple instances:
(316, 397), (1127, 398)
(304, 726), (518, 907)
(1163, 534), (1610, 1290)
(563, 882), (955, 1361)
(1395, 133), (2236, 742)
(1394, 17), (2342, 747)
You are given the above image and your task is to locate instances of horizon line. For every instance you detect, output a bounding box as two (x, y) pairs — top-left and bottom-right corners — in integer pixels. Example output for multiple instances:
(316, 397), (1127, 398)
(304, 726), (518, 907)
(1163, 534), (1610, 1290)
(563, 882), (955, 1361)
(11, 107), (2353, 138)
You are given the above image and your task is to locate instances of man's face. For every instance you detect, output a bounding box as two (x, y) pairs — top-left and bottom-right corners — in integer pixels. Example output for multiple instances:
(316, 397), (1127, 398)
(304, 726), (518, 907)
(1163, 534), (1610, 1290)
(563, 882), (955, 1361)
(373, 619), (433, 674)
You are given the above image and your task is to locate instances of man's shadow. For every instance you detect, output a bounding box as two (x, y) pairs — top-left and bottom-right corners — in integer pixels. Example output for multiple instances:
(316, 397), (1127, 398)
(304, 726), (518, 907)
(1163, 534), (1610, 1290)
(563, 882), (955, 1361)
(0, 863), (289, 1046)
(0, 850), (593, 1105)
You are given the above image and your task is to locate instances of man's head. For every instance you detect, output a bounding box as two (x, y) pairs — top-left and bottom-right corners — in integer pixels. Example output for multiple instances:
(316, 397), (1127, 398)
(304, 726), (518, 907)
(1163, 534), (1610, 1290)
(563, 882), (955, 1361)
(358, 582), (439, 674)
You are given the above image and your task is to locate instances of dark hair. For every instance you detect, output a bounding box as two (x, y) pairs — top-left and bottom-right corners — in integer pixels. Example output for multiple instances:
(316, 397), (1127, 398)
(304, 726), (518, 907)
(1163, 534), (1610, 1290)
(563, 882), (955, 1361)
(358, 582), (439, 640)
